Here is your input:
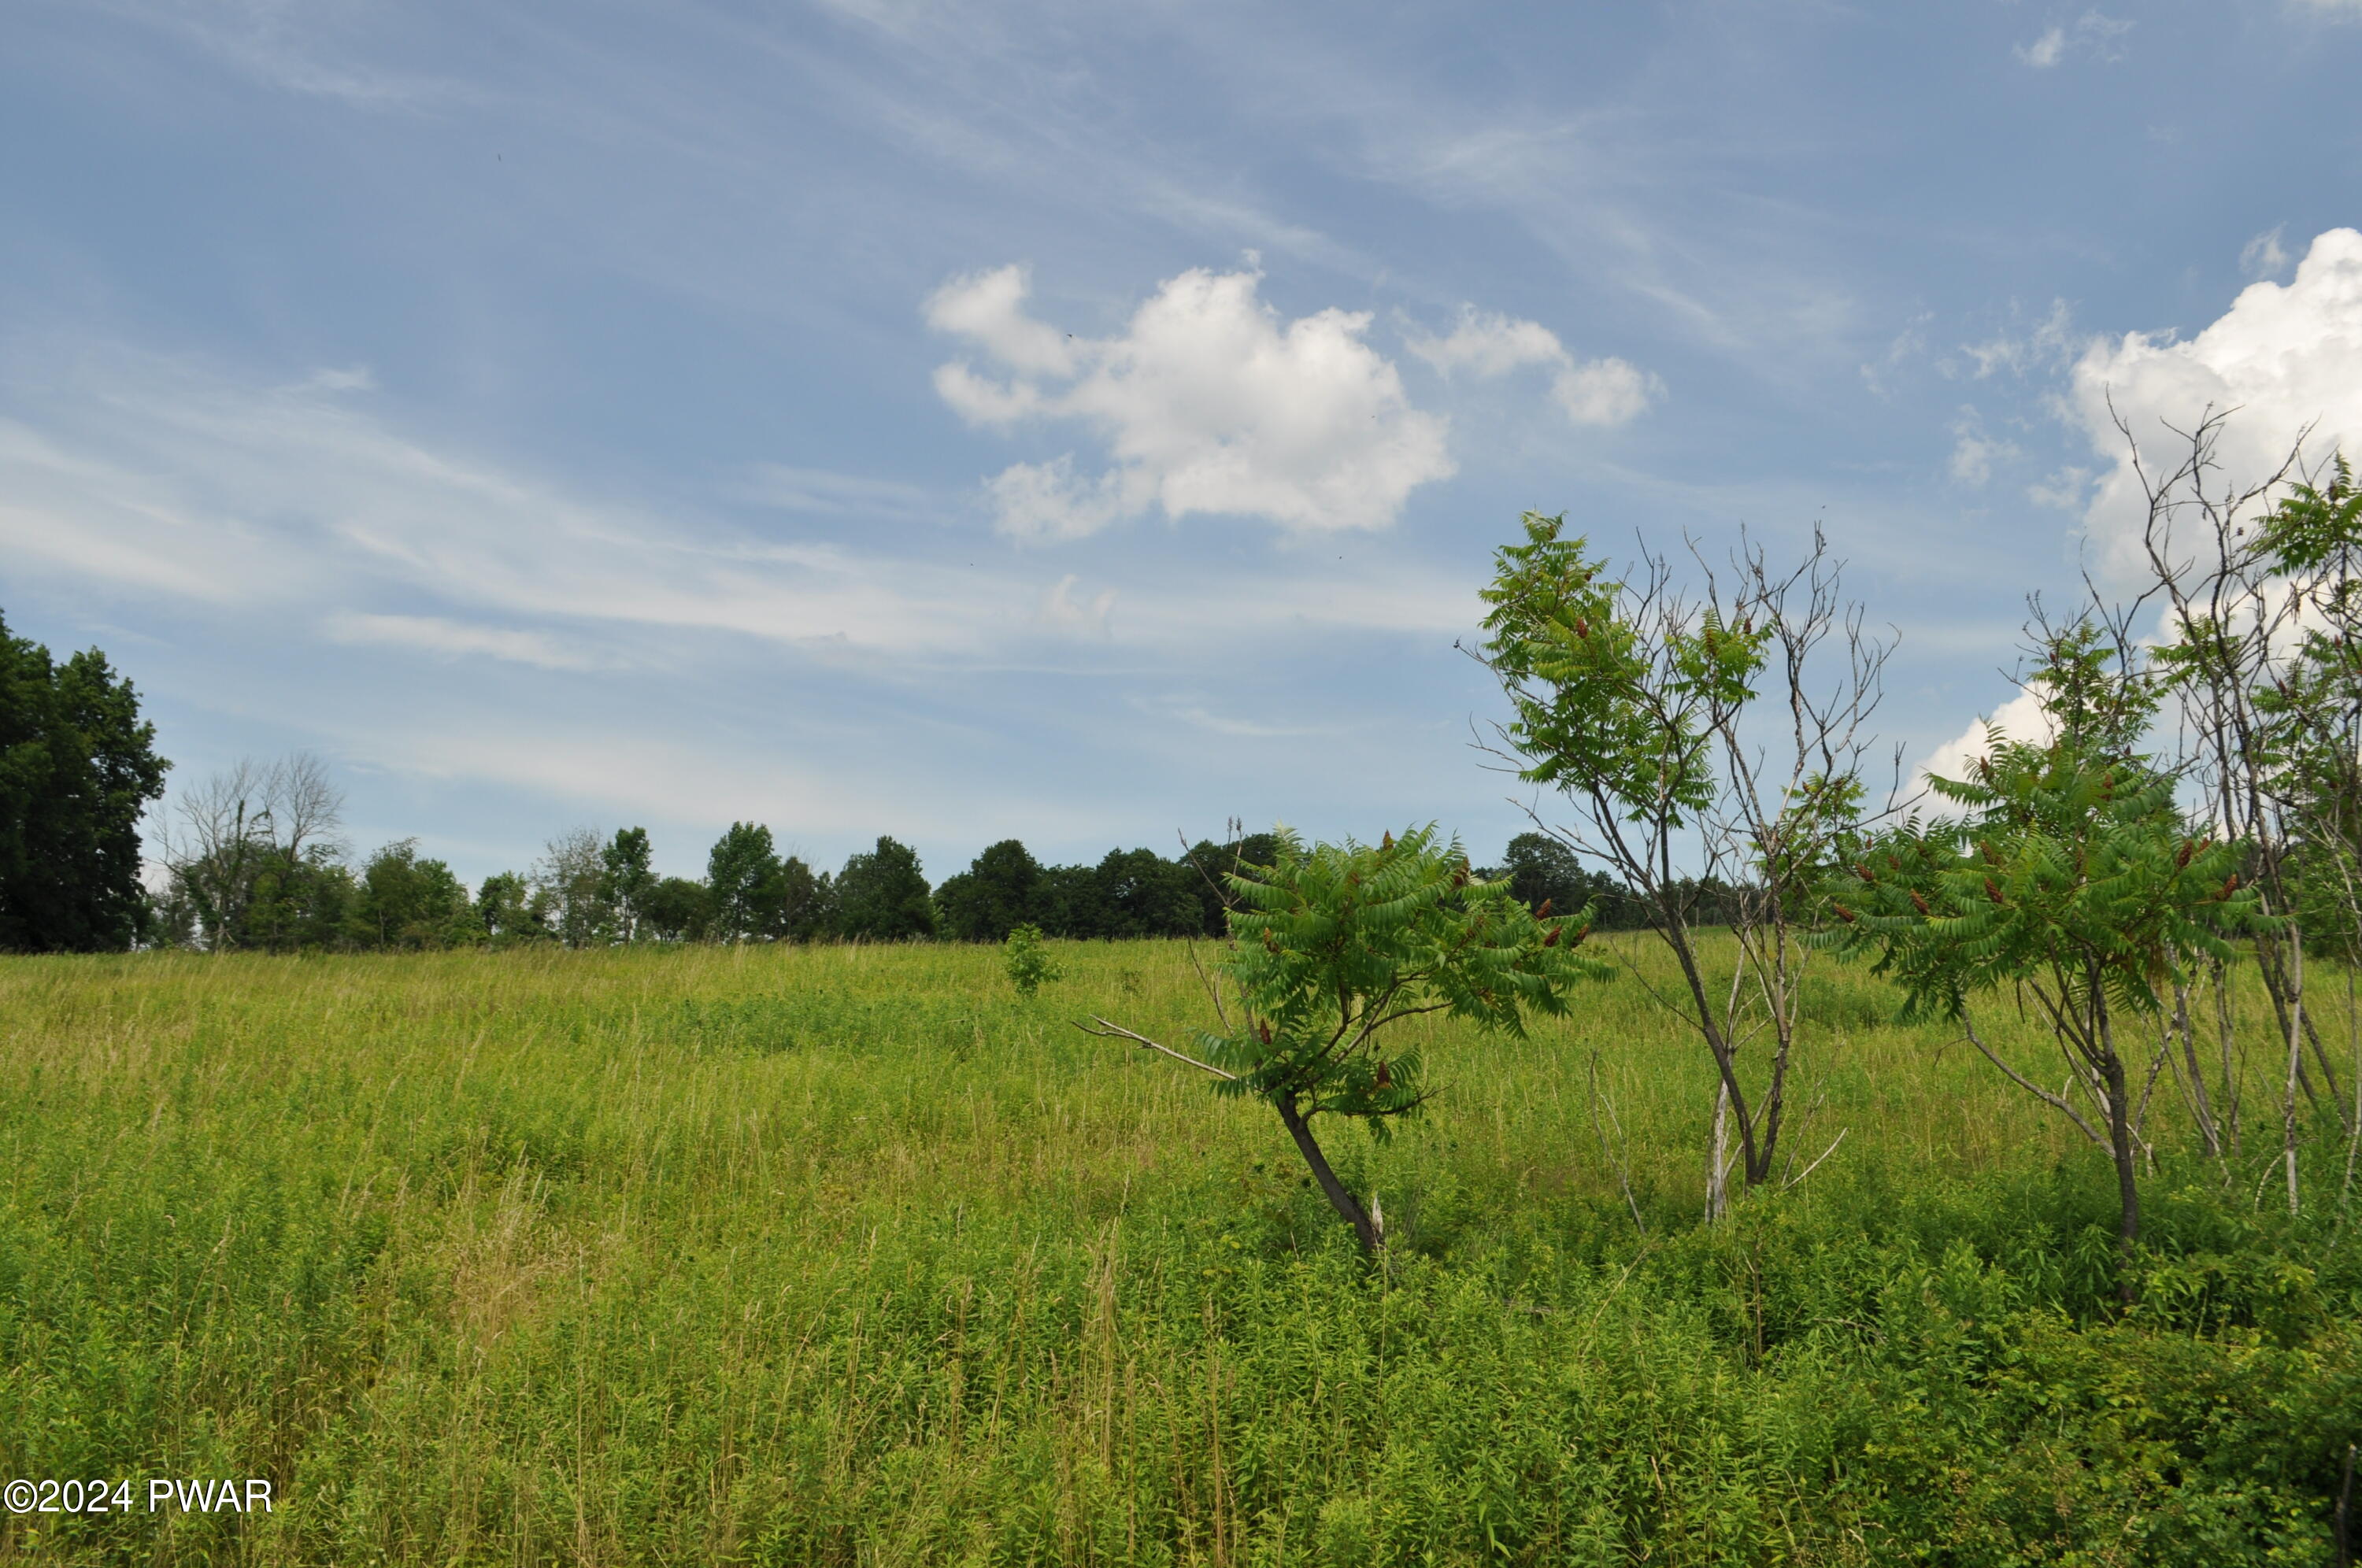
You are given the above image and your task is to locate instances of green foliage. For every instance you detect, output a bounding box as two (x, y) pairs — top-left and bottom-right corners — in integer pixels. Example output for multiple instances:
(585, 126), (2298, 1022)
(705, 821), (781, 941)
(0, 941), (2353, 1564)
(1001, 920), (1060, 997)
(638, 875), (709, 943)
(1821, 744), (2269, 1027)
(349, 840), (479, 949)
(1204, 826), (1610, 1130)
(598, 827), (656, 941)
(942, 837), (1219, 941)
(474, 871), (548, 947)
(0, 611), (169, 952)
(1479, 511), (1769, 826)
(1493, 830), (1644, 928)
(833, 835), (935, 941)
(935, 837), (1042, 941)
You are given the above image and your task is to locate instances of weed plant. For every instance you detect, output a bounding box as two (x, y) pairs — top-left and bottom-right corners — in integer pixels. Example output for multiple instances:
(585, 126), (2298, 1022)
(0, 937), (2355, 1564)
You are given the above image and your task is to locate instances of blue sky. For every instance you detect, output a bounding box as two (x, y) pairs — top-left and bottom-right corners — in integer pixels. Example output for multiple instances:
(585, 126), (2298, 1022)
(5, 0), (2360, 886)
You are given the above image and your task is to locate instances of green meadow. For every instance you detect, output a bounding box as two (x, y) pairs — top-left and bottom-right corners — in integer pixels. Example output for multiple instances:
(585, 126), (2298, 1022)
(1, 938), (2356, 1566)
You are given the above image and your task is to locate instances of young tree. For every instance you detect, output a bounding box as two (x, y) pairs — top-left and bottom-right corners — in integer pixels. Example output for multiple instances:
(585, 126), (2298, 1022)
(1476, 514), (1892, 1217)
(2118, 412), (2358, 1208)
(1081, 827), (1609, 1254)
(1003, 921), (1061, 997)
(1820, 723), (2272, 1281)
(835, 835), (935, 941)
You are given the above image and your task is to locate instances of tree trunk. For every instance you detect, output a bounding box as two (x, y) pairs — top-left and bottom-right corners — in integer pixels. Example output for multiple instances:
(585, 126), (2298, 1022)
(1273, 1096), (1379, 1256)
(1705, 1082), (1731, 1223)
(2101, 1045), (2140, 1300)
(2174, 981), (2222, 1161)
(2286, 923), (2306, 1216)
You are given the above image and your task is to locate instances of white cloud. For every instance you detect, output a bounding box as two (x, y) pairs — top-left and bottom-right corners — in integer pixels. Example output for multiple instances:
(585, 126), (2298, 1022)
(1908, 688), (2055, 801)
(1036, 573), (1116, 635)
(2239, 225), (2293, 283)
(2027, 465), (2091, 512)
(0, 346), (1050, 662)
(1407, 310), (1568, 378)
(0, 339), (1487, 671)
(927, 264), (1455, 540)
(2065, 227), (2362, 580)
(1959, 299), (2078, 379)
(1552, 359), (1658, 427)
(2016, 12), (2134, 68)
(323, 612), (612, 671)
(1948, 408), (2019, 488)
(731, 463), (943, 522)
(1408, 307), (1660, 427)
(2019, 27), (2069, 68)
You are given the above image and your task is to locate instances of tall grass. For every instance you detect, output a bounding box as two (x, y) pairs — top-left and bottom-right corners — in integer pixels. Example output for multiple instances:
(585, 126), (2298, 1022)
(1, 937), (2355, 1564)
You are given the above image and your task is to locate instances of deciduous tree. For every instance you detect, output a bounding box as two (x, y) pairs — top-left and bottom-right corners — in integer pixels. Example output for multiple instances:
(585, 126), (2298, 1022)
(1083, 827), (1608, 1254)
(0, 613), (169, 950)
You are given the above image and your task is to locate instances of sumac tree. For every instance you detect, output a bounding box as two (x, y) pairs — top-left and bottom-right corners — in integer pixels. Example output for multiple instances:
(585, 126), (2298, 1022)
(1082, 826), (1608, 1254)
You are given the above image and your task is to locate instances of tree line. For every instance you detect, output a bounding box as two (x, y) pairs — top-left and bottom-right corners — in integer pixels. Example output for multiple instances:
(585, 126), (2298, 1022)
(115, 755), (1660, 952)
(7, 411), (2360, 1257)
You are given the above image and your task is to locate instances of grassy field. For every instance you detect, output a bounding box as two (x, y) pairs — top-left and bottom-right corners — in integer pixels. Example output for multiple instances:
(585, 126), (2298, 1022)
(0, 936), (2356, 1566)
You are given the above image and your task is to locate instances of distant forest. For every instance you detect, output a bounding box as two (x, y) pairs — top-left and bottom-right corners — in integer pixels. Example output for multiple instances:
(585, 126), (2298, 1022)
(5, 607), (1703, 955)
(144, 763), (1687, 953)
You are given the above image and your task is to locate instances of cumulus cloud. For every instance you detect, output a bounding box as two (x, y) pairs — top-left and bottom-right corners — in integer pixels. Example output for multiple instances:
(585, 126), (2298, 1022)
(927, 264), (1454, 541)
(1407, 307), (1660, 427)
(2239, 225), (2293, 283)
(1908, 688), (2055, 802)
(0, 341), (1486, 676)
(2065, 227), (2362, 580)
(1552, 358), (1658, 426)
(1407, 310), (1568, 378)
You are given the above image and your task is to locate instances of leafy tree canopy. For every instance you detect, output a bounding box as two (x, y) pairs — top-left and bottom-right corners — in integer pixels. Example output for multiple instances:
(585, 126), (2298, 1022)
(0, 612), (169, 952)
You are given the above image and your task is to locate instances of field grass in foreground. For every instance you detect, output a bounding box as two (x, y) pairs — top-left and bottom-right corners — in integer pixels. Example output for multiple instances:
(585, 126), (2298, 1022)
(0, 937), (2356, 1566)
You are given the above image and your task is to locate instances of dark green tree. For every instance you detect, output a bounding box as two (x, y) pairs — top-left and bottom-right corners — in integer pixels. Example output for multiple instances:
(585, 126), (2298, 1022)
(770, 855), (823, 941)
(351, 840), (477, 949)
(936, 838), (1042, 941)
(476, 871), (549, 946)
(1181, 831), (1281, 936)
(640, 875), (710, 942)
(0, 612), (170, 951)
(708, 822), (782, 942)
(601, 827), (657, 941)
(1092, 847), (1202, 937)
(834, 836), (935, 941)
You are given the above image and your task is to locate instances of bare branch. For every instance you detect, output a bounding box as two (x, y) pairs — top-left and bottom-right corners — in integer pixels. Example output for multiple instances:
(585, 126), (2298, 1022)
(1075, 1017), (1237, 1081)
